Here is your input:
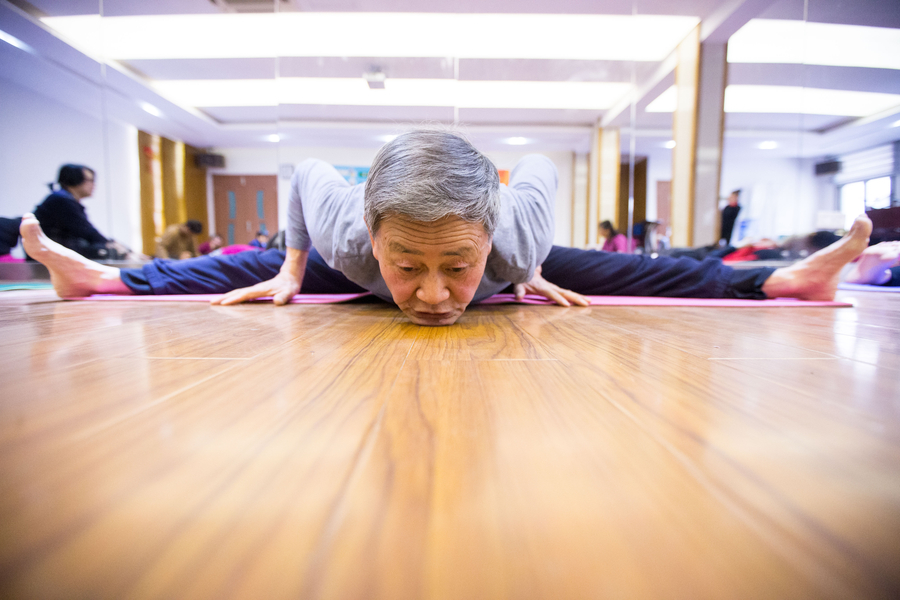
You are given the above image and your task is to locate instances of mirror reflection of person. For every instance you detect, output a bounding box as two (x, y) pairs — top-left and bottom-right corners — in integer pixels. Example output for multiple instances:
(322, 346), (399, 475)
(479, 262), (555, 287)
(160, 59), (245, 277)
(845, 242), (900, 286)
(720, 190), (741, 245)
(158, 220), (203, 260)
(249, 231), (269, 249)
(598, 220), (634, 253)
(31, 164), (131, 260)
(199, 234), (224, 255)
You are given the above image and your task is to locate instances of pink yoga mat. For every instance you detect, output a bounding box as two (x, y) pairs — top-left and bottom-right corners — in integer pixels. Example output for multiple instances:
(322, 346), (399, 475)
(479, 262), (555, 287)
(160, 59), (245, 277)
(70, 292), (852, 307)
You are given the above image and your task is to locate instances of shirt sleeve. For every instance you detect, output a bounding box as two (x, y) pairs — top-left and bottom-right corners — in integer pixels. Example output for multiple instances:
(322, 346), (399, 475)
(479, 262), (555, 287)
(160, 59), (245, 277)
(286, 159), (353, 252)
(485, 154), (557, 284)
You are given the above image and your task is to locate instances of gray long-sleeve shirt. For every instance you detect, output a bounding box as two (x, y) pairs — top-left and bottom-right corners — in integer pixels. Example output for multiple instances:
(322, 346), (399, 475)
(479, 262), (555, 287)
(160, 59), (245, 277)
(286, 154), (557, 303)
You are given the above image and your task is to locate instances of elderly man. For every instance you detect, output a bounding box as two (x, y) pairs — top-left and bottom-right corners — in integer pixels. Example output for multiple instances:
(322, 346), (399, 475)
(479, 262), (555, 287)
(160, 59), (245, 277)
(21, 130), (872, 327)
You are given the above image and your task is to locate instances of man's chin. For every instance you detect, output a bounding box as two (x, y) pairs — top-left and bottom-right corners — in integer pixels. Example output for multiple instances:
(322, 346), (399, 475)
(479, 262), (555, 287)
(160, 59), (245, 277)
(404, 308), (464, 326)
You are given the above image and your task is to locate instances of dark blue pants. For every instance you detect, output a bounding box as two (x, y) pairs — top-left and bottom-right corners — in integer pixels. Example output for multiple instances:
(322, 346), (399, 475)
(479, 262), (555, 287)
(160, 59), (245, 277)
(120, 246), (774, 300)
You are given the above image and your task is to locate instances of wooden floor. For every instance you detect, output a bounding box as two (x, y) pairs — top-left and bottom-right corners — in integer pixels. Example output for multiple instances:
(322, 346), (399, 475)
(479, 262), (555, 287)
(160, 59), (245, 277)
(1, 289), (899, 600)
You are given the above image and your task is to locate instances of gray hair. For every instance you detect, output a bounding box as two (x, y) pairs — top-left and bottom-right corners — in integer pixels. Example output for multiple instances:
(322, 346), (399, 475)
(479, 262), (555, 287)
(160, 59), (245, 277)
(364, 130), (500, 236)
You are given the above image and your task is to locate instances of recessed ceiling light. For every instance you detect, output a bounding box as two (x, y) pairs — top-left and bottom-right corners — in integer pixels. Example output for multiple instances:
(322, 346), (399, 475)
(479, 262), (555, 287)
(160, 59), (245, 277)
(648, 85), (900, 117)
(139, 101), (162, 117)
(266, 134), (280, 143)
(41, 14), (699, 62)
(663, 140), (676, 149)
(891, 119), (900, 128)
(378, 134), (398, 142)
(728, 19), (900, 70)
(758, 141), (778, 150)
(506, 137), (529, 146)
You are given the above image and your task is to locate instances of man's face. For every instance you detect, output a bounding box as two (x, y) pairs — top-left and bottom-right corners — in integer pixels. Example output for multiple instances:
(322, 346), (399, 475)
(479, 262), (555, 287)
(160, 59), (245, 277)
(370, 215), (492, 326)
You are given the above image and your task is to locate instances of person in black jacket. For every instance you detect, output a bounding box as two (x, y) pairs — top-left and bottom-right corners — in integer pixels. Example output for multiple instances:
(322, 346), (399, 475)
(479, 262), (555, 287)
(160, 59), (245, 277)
(31, 164), (128, 260)
(719, 189), (741, 245)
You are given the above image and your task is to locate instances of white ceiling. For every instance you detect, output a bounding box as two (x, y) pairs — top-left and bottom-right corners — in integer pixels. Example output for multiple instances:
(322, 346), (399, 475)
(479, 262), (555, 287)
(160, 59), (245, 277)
(2, 0), (899, 158)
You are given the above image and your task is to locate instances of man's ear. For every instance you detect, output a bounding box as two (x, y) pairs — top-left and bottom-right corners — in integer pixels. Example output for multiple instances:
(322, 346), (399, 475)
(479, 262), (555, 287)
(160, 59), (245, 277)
(368, 227), (379, 260)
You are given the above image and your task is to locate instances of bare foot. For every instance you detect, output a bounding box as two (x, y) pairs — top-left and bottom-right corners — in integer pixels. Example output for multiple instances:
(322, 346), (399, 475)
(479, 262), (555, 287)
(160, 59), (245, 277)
(761, 214), (872, 300)
(844, 242), (900, 285)
(20, 213), (132, 298)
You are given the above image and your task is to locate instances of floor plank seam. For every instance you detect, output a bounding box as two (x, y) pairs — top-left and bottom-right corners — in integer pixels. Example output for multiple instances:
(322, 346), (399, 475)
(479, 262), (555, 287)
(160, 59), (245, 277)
(65, 360), (246, 443)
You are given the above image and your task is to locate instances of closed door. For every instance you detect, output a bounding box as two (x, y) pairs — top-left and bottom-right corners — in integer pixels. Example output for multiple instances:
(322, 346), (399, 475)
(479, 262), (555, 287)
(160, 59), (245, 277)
(212, 175), (278, 246)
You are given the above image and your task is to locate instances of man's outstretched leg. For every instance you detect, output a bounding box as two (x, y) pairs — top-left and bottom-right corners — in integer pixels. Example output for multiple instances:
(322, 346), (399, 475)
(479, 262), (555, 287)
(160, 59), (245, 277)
(21, 213), (364, 299)
(760, 215), (872, 300)
(20, 213), (132, 297)
(541, 215), (872, 301)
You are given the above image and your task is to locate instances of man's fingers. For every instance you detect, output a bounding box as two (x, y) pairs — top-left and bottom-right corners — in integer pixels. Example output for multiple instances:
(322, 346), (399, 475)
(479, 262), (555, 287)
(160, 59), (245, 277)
(212, 284), (266, 306)
(513, 283), (526, 301)
(546, 286), (571, 307)
(273, 290), (295, 305)
(564, 290), (591, 307)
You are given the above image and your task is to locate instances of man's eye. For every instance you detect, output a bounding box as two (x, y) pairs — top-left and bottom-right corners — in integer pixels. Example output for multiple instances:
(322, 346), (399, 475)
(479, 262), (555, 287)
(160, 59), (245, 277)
(447, 266), (467, 274)
(398, 266), (417, 273)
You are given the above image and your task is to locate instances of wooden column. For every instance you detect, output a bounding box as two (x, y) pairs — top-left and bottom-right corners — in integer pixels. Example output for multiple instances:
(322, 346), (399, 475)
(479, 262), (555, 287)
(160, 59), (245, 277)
(598, 128), (620, 242)
(184, 145), (210, 238)
(160, 138), (186, 230)
(671, 26), (700, 248)
(137, 131), (162, 256)
(693, 42), (728, 245)
(587, 123), (621, 246)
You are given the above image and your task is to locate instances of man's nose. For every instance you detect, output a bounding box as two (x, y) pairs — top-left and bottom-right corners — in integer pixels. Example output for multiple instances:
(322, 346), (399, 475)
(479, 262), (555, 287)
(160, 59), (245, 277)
(416, 273), (450, 305)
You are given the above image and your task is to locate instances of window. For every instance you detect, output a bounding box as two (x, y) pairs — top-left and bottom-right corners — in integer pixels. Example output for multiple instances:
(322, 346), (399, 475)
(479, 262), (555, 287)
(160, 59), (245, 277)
(866, 176), (891, 210)
(840, 176), (893, 229)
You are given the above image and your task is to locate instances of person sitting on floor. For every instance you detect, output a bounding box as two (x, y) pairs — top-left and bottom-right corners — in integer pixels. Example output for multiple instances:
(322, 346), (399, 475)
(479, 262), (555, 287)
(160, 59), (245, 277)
(598, 220), (635, 253)
(20, 130), (874, 327)
(157, 220), (203, 260)
(249, 231), (269, 249)
(198, 234), (224, 255)
(0, 216), (22, 261)
(32, 164), (132, 260)
(845, 241), (900, 287)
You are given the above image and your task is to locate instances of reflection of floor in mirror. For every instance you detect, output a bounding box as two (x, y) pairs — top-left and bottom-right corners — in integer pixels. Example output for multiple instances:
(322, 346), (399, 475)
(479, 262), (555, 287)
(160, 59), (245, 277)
(1, 289), (899, 600)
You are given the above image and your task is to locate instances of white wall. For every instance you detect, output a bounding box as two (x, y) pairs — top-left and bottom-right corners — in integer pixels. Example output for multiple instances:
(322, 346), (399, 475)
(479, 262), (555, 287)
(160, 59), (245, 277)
(644, 146), (673, 223)
(720, 154), (819, 243)
(208, 146), (577, 246)
(0, 78), (141, 253)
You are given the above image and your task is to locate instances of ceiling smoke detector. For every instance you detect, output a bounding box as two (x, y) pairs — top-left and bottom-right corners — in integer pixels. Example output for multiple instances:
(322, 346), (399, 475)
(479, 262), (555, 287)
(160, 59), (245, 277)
(364, 69), (386, 90)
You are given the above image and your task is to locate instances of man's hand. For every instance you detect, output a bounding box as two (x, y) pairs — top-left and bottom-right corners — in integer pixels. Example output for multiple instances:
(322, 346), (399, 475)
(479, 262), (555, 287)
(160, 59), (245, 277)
(212, 248), (308, 306)
(513, 266), (590, 307)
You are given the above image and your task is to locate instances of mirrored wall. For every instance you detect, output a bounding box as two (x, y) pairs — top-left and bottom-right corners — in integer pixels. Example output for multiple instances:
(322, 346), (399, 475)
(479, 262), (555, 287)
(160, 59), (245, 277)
(2, 0), (897, 264)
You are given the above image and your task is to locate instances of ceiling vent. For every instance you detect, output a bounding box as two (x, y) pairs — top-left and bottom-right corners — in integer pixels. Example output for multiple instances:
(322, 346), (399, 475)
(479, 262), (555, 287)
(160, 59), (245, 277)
(364, 69), (386, 90)
(209, 0), (292, 13)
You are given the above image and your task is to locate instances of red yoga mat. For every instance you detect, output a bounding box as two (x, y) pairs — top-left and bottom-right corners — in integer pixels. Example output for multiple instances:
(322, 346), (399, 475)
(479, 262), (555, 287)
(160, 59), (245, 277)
(68, 293), (852, 307)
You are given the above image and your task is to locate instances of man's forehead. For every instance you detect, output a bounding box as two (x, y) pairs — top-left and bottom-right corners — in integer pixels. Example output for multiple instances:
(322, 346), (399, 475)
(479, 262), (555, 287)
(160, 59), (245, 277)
(377, 216), (489, 248)
(387, 240), (478, 258)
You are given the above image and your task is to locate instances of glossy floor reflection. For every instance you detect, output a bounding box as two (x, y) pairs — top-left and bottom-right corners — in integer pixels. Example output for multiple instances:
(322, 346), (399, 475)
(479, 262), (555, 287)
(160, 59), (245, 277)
(1, 289), (899, 600)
